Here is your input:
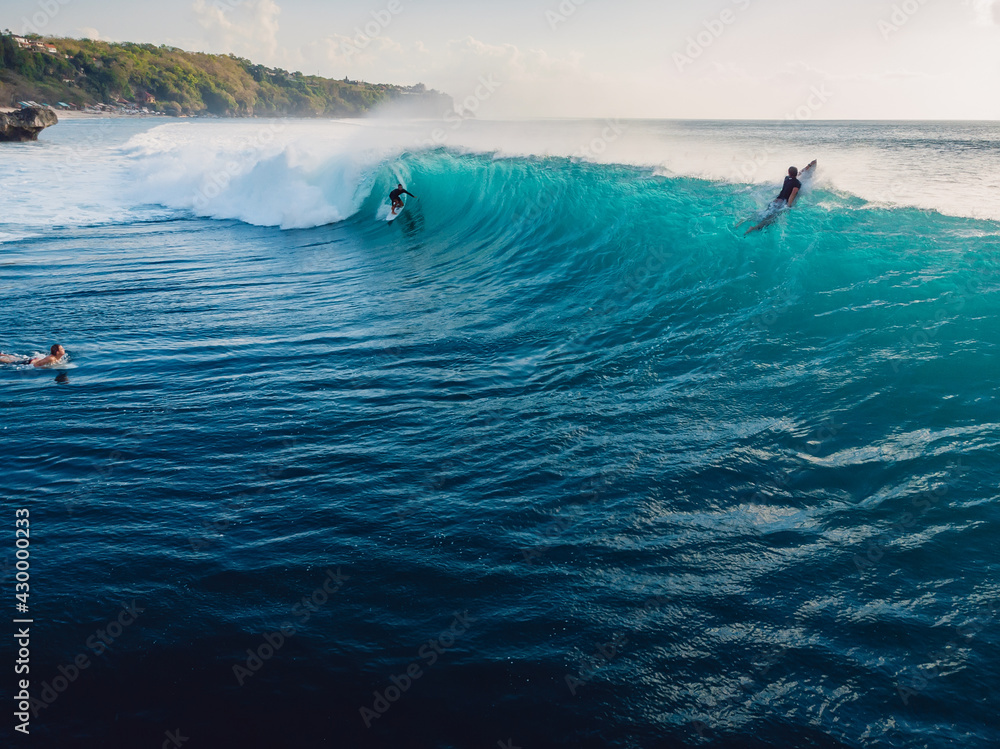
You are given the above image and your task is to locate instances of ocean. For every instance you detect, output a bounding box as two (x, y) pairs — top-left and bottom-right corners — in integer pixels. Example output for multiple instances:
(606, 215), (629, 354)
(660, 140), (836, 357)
(2, 117), (999, 748)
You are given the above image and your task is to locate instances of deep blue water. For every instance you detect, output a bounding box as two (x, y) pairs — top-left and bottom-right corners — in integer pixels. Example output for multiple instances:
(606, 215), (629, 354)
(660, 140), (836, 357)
(2, 121), (1000, 748)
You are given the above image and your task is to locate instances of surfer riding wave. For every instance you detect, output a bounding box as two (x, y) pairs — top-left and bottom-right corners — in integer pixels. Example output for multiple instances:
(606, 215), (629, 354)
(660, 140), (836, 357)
(389, 184), (416, 216)
(745, 166), (804, 235)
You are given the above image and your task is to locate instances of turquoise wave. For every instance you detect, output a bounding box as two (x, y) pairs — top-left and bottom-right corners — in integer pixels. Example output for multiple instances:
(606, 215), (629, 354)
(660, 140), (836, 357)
(355, 152), (999, 385)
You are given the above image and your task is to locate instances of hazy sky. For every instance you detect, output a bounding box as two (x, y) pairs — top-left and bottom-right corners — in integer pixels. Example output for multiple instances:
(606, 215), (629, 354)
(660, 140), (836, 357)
(4, 0), (999, 119)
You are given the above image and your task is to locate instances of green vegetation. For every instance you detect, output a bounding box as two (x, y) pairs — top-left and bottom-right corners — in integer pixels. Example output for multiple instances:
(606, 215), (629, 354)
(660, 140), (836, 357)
(0, 31), (450, 116)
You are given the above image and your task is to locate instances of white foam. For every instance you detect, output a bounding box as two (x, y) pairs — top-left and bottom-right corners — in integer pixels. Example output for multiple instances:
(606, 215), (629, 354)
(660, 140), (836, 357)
(0, 230), (37, 245)
(125, 121), (406, 229)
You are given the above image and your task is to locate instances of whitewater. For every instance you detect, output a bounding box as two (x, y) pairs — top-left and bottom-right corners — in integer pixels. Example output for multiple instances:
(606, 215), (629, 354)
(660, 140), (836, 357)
(2, 117), (998, 748)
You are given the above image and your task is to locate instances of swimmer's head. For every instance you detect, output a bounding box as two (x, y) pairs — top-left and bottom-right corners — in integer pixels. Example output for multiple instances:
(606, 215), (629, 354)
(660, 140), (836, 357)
(51, 344), (65, 358)
(788, 166), (799, 178)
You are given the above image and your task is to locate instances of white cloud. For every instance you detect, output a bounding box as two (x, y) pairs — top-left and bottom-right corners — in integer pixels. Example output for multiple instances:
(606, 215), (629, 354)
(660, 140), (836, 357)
(290, 33), (602, 117)
(192, 0), (281, 59)
(77, 27), (102, 41)
(435, 38), (598, 116)
(443, 36), (584, 84)
(969, 0), (999, 25)
(299, 33), (406, 72)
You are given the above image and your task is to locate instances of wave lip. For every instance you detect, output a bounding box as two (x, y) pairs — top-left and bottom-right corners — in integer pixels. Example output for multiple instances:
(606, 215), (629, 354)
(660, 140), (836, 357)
(6, 119), (1000, 236)
(121, 119), (1000, 230)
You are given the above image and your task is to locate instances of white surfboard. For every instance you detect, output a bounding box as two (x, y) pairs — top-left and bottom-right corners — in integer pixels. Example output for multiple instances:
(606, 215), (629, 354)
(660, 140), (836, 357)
(799, 159), (817, 182)
(386, 201), (404, 222)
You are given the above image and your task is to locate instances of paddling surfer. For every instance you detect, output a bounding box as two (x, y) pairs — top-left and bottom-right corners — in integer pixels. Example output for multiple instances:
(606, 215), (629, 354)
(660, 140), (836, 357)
(745, 166), (802, 235)
(0, 344), (67, 367)
(389, 184), (416, 215)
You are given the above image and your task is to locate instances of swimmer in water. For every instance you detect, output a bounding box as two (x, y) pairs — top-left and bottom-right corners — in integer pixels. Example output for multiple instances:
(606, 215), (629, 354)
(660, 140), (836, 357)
(0, 344), (67, 367)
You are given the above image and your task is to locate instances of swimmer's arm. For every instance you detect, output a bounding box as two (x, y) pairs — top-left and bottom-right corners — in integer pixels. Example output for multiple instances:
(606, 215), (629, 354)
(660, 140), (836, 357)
(787, 187), (800, 208)
(31, 355), (56, 367)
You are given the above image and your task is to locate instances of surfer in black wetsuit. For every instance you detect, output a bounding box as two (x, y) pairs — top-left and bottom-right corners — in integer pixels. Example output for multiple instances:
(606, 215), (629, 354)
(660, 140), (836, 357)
(776, 166), (802, 207)
(0, 344), (66, 367)
(389, 184), (416, 215)
(745, 166), (802, 235)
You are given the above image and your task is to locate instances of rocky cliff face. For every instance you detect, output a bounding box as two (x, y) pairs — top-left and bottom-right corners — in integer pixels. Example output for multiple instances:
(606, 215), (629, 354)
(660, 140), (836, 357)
(0, 107), (59, 142)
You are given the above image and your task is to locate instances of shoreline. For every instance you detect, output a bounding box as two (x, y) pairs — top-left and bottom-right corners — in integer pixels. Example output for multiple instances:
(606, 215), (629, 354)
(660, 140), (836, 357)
(1, 106), (166, 119)
(54, 110), (167, 119)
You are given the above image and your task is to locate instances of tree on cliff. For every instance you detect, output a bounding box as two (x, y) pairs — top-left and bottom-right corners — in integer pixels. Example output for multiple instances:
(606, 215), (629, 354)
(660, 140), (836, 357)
(0, 32), (451, 117)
